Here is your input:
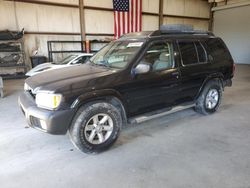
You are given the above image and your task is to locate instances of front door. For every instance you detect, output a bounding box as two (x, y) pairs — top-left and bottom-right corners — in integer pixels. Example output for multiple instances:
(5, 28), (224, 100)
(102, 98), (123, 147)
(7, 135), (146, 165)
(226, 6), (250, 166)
(124, 40), (181, 116)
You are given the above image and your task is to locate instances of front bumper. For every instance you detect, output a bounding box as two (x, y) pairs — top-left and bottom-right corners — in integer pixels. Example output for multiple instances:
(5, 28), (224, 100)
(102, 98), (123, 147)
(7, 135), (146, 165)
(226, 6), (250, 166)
(18, 92), (75, 135)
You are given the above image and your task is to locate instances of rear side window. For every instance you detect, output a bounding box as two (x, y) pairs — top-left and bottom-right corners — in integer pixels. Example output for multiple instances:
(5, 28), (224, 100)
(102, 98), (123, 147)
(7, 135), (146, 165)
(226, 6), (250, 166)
(204, 38), (232, 61)
(178, 41), (198, 65)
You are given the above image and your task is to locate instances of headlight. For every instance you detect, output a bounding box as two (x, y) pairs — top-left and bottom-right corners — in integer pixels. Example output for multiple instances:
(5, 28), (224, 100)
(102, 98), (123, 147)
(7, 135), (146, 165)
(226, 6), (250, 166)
(36, 93), (62, 110)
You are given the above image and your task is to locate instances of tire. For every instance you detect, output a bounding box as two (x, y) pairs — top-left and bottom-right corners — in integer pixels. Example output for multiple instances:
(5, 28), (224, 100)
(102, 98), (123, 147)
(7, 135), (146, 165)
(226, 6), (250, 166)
(195, 79), (222, 115)
(69, 102), (122, 154)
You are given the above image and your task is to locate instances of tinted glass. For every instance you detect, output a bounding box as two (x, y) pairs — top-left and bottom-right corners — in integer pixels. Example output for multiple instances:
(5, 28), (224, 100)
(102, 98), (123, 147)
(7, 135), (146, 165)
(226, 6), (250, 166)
(140, 42), (173, 71)
(90, 41), (144, 69)
(71, 56), (90, 64)
(57, 55), (78, 65)
(195, 42), (207, 62)
(178, 41), (198, 65)
(204, 38), (232, 61)
(79, 56), (91, 64)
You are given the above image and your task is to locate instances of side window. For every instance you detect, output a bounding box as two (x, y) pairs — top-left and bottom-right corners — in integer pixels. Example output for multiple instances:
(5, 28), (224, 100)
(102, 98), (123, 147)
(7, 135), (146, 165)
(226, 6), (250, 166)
(74, 56), (89, 64)
(140, 42), (173, 71)
(178, 41), (198, 65)
(80, 56), (90, 64)
(204, 38), (232, 61)
(195, 42), (207, 63)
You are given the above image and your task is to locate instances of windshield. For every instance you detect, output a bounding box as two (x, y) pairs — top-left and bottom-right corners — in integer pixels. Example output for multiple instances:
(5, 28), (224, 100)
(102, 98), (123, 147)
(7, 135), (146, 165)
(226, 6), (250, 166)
(55, 55), (78, 65)
(89, 40), (144, 69)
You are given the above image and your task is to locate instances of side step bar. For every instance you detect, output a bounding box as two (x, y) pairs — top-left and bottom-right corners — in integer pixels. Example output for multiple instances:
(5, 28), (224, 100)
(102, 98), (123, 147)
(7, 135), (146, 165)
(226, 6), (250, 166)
(128, 103), (195, 124)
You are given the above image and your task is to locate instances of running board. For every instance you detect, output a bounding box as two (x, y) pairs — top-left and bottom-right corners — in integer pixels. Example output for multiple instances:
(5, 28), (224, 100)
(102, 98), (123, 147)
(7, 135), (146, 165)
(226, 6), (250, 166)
(128, 103), (195, 124)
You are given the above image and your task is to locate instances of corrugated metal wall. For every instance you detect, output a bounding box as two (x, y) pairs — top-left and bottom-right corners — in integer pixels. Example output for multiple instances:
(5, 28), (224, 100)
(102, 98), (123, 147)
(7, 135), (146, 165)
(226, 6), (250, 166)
(0, 0), (210, 68)
(163, 0), (210, 29)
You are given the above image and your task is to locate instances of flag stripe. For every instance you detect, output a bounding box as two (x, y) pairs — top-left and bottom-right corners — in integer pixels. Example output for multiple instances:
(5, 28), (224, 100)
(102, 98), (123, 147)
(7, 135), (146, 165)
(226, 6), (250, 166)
(135, 0), (138, 32)
(114, 11), (117, 39)
(127, 9), (130, 33)
(139, 0), (142, 31)
(116, 12), (119, 39)
(131, 0), (134, 32)
(122, 12), (125, 34)
(133, 0), (136, 32)
(117, 12), (120, 38)
(125, 12), (128, 33)
(120, 13), (123, 36)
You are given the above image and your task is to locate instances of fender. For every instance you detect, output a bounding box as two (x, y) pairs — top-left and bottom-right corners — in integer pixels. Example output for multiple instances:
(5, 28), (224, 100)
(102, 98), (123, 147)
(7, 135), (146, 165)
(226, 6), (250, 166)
(195, 72), (224, 100)
(71, 89), (125, 108)
(70, 89), (128, 123)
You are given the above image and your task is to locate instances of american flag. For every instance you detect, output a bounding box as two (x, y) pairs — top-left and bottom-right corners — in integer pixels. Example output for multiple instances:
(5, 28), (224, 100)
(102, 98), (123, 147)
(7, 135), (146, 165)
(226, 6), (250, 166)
(113, 0), (142, 39)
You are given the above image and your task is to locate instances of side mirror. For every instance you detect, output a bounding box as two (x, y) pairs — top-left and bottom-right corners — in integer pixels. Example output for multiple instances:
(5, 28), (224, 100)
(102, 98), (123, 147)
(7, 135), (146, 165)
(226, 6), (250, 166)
(133, 63), (151, 75)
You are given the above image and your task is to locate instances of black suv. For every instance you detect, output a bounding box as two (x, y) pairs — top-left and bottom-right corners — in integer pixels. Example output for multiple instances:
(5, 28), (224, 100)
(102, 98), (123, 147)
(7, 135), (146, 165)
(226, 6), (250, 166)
(19, 25), (234, 153)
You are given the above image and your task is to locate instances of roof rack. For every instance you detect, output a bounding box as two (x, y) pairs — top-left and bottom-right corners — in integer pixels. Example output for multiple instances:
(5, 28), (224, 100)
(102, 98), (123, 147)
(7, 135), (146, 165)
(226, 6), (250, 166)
(160, 24), (194, 31)
(150, 24), (214, 36)
(120, 24), (214, 39)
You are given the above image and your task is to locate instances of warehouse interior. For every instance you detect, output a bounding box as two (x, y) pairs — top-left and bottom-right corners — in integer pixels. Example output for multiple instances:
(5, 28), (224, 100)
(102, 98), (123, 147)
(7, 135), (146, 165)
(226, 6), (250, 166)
(0, 0), (250, 187)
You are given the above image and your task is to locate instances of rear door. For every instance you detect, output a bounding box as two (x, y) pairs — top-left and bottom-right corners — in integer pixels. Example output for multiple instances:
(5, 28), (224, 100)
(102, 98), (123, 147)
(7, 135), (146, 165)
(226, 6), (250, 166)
(177, 40), (211, 102)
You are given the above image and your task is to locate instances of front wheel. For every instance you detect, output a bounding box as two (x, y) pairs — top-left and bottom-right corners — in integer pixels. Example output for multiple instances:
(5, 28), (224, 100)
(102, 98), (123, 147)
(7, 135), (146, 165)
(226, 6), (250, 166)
(195, 79), (222, 115)
(69, 102), (122, 154)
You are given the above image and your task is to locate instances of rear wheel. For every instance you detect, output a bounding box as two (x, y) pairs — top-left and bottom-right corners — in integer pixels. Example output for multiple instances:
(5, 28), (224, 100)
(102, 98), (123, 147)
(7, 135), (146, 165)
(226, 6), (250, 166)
(69, 102), (122, 154)
(195, 79), (222, 115)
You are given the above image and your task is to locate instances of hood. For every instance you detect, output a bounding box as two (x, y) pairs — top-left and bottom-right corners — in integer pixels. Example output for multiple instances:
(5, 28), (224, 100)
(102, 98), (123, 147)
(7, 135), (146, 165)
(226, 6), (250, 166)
(25, 63), (66, 77)
(25, 64), (115, 92)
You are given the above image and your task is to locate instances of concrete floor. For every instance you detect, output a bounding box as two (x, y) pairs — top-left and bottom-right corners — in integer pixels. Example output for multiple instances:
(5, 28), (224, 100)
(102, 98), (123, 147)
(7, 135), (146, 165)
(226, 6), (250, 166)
(0, 65), (250, 188)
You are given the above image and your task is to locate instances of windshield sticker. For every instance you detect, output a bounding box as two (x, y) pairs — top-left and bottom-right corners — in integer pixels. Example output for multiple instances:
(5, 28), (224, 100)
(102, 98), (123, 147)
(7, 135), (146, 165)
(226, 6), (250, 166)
(127, 42), (143, 48)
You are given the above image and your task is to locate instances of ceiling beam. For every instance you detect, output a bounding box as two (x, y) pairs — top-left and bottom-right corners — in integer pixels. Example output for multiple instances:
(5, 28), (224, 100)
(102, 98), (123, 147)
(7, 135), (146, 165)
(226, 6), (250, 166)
(159, 0), (164, 28)
(79, 0), (86, 41)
